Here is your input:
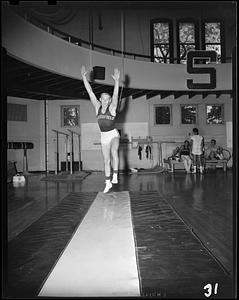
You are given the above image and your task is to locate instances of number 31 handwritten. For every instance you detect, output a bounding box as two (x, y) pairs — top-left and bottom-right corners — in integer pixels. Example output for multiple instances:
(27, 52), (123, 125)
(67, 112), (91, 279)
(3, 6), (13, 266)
(204, 283), (218, 297)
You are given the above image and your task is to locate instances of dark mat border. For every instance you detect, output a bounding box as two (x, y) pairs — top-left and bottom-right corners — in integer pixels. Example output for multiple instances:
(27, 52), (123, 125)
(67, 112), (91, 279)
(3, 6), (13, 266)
(4, 192), (97, 298)
(129, 191), (233, 298)
(4, 191), (234, 298)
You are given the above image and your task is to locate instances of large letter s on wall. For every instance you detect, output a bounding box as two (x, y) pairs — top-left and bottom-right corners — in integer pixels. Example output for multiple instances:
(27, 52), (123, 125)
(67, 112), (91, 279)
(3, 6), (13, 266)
(187, 50), (217, 89)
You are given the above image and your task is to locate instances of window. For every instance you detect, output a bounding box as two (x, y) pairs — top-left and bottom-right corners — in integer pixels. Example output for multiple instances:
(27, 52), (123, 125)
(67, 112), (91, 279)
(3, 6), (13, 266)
(7, 103), (27, 121)
(150, 18), (226, 64)
(155, 105), (172, 125)
(151, 19), (173, 63)
(206, 104), (224, 124)
(61, 105), (80, 127)
(177, 19), (199, 64)
(202, 20), (225, 63)
(181, 105), (198, 124)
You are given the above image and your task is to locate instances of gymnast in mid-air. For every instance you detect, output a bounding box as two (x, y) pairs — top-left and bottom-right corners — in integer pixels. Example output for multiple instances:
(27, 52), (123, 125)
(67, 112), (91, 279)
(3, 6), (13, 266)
(81, 66), (120, 193)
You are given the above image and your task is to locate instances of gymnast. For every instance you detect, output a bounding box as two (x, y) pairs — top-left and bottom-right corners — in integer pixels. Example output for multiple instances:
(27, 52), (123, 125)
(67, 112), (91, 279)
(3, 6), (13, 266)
(81, 66), (120, 193)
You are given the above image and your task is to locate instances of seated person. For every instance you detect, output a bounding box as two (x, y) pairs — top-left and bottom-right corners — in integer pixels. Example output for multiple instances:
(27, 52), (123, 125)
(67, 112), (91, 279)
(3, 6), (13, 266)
(179, 140), (192, 174)
(165, 146), (180, 169)
(215, 146), (224, 160)
(170, 146), (181, 161)
(205, 139), (224, 160)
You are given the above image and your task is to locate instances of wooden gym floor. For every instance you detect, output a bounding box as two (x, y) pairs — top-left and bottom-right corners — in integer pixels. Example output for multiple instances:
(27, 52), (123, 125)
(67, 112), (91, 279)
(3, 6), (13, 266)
(3, 169), (235, 298)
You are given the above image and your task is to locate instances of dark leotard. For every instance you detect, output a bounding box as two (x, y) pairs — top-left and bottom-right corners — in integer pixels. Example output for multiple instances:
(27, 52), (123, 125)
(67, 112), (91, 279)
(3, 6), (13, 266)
(180, 145), (190, 156)
(97, 106), (116, 132)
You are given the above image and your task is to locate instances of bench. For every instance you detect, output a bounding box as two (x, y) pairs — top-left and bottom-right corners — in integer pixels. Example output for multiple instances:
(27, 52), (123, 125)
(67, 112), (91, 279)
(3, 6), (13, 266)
(204, 159), (228, 172)
(164, 157), (230, 173)
(164, 147), (231, 173)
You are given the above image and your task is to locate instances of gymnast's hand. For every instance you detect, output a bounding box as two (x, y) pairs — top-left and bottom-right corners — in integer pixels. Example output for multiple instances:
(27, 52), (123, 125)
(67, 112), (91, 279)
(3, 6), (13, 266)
(81, 66), (88, 77)
(112, 68), (120, 81)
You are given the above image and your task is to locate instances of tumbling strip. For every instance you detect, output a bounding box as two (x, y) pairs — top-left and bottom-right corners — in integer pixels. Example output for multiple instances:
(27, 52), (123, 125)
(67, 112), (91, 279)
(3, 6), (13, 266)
(38, 191), (140, 297)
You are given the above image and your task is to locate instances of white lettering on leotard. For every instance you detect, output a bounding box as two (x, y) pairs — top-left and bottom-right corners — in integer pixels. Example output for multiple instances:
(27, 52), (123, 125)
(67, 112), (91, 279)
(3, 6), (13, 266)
(97, 114), (115, 121)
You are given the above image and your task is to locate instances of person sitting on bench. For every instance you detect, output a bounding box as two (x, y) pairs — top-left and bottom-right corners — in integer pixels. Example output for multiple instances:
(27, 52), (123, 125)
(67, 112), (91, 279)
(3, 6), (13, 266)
(205, 139), (224, 160)
(205, 139), (218, 160)
(179, 140), (192, 174)
(215, 146), (224, 160)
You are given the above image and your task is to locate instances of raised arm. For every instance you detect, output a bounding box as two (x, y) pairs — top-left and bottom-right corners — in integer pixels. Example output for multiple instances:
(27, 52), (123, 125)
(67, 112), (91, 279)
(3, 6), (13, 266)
(110, 68), (120, 111)
(81, 66), (100, 111)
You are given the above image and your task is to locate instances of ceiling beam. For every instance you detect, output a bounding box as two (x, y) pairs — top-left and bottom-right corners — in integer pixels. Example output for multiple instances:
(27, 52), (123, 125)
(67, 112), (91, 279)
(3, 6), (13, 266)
(7, 91), (41, 100)
(131, 90), (147, 99)
(32, 76), (74, 88)
(94, 86), (113, 99)
(121, 88), (135, 99)
(8, 87), (77, 100)
(5, 64), (31, 73)
(21, 71), (54, 82)
(146, 90), (161, 100)
(188, 92), (197, 99)
(45, 79), (81, 91)
(5, 57), (38, 73)
(202, 92), (209, 99)
(7, 90), (68, 100)
(174, 91), (186, 99)
(6, 69), (46, 82)
(159, 91), (172, 99)
(92, 84), (112, 94)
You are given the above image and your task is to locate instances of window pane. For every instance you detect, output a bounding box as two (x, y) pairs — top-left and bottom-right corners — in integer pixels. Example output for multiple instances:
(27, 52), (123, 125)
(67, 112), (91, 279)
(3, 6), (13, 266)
(205, 22), (221, 43)
(155, 106), (171, 124)
(181, 105), (197, 124)
(152, 21), (171, 64)
(206, 105), (223, 124)
(154, 44), (170, 63)
(62, 106), (80, 127)
(179, 23), (195, 43)
(180, 44), (196, 64)
(154, 23), (169, 43)
(154, 57), (170, 63)
(205, 44), (221, 61)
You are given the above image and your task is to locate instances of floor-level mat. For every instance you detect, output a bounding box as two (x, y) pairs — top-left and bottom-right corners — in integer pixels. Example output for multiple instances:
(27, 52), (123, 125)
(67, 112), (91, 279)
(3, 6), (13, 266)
(5, 191), (234, 298)
(40, 171), (90, 182)
(38, 191), (140, 297)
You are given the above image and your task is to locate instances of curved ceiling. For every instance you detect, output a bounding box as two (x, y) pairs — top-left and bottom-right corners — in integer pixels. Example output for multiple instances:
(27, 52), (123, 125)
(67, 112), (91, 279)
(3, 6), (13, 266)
(4, 52), (231, 101)
(4, 52), (138, 101)
(2, 6), (233, 101)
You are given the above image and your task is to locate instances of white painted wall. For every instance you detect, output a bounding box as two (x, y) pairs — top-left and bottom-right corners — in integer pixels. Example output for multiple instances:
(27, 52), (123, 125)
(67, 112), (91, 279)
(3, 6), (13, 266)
(147, 94), (232, 166)
(7, 97), (42, 172)
(7, 93), (232, 172)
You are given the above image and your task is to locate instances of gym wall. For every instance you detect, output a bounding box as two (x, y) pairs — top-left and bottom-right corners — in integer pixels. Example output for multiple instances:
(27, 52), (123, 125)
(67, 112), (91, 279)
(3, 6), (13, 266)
(7, 91), (232, 172)
(4, 5), (233, 171)
(7, 97), (42, 172)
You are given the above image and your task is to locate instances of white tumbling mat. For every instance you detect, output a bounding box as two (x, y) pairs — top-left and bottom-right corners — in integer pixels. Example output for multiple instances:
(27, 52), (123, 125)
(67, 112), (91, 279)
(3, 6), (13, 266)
(38, 191), (140, 297)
